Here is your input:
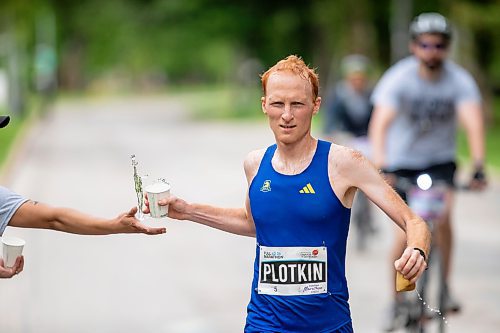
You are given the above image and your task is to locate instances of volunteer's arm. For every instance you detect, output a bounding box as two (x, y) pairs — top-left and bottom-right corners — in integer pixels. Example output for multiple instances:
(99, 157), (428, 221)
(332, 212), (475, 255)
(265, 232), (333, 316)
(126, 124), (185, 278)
(8, 201), (166, 235)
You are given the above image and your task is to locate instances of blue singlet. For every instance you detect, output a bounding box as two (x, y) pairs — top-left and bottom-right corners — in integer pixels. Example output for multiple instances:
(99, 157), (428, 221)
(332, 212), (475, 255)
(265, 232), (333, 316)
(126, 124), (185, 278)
(245, 140), (352, 333)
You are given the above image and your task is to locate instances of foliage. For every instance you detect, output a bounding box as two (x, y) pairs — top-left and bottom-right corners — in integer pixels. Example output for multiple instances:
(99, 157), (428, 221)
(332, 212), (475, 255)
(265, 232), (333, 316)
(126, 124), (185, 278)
(1, 0), (500, 171)
(1, 0), (500, 92)
(0, 113), (22, 167)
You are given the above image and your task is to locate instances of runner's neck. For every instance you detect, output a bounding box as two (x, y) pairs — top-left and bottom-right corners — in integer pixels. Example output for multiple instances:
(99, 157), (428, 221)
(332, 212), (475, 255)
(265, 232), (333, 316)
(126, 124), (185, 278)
(273, 138), (318, 175)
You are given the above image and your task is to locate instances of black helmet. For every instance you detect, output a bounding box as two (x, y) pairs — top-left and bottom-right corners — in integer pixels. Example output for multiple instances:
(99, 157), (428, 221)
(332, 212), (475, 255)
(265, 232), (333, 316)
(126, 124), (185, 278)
(409, 13), (452, 40)
(0, 115), (10, 128)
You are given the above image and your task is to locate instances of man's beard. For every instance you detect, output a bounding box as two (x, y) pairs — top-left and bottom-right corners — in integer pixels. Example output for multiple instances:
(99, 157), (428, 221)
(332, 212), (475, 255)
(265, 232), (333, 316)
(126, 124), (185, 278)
(423, 58), (444, 71)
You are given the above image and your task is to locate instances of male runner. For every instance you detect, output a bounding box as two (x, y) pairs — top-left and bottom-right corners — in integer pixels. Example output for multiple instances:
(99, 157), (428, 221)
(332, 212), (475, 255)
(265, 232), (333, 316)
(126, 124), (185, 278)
(368, 13), (486, 330)
(147, 55), (430, 332)
(0, 115), (166, 279)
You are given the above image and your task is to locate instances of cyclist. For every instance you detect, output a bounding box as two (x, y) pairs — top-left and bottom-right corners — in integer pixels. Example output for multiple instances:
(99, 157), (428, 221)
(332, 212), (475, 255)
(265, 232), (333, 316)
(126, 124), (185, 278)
(323, 54), (375, 250)
(145, 55), (430, 332)
(368, 12), (487, 331)
(1, 115), (166, 279)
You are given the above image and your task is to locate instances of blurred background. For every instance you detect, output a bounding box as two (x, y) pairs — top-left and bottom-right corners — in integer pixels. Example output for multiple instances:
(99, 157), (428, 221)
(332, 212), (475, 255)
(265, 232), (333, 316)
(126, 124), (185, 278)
(0, 0), (500, 124)
(1, 0), (500, 167)
(0, 0), (499, 332)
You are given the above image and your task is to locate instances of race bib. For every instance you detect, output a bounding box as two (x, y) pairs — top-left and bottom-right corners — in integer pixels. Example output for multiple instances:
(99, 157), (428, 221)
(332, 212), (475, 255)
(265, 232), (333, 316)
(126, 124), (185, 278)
(258, 246), (327, 296)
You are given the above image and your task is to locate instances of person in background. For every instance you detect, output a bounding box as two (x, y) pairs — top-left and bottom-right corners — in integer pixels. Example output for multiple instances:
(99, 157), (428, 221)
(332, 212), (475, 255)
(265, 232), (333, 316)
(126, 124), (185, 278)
(323, 54), (376, 251)
(368, 13), (487, 331)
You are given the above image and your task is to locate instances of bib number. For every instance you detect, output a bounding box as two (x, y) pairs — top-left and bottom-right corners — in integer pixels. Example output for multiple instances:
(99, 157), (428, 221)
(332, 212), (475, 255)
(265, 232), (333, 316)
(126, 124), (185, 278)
(258, 246), (327, 296)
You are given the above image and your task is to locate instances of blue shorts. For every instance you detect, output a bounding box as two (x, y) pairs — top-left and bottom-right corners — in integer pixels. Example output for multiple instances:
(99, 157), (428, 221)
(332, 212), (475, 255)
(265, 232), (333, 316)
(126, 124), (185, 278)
(244, 321), (354, 333)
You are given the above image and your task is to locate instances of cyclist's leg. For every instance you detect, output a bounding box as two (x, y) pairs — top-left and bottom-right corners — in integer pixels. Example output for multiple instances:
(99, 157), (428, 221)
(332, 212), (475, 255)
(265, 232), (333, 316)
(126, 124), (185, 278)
(435, 189), (453, 281)
(358, 190), (375, 232)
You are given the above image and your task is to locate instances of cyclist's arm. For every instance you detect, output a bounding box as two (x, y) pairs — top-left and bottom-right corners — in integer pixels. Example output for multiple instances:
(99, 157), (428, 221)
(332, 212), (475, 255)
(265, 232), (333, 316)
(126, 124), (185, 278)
(457, 101), (485, 168)
(368, 105), (397, 169)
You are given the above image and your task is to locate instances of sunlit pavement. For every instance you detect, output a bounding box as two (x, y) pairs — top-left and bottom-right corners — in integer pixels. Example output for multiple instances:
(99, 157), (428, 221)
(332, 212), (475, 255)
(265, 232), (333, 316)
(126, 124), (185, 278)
(1, 96), (499, 332)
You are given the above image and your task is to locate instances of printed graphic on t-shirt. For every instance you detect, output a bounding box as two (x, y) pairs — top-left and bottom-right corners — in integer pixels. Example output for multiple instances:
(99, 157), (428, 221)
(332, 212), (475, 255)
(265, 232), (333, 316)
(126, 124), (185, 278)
(258, 246), (327, 296)
(407, 98), (454, 134)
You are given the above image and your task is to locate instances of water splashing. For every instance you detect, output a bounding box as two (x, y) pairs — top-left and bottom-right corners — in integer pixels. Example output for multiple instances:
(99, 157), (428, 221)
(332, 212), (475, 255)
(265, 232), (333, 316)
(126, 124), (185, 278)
(131, 154), (147, 220)
(416, 290), (449, 326)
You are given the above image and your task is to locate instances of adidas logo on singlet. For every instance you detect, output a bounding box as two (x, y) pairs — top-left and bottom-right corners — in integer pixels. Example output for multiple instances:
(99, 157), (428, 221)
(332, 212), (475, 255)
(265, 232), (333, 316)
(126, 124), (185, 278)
(299, 183), (315, 194)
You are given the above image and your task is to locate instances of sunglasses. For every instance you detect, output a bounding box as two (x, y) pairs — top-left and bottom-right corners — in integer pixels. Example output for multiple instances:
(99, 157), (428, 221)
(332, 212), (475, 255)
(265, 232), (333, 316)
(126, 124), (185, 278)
(416, 41), (448, 51)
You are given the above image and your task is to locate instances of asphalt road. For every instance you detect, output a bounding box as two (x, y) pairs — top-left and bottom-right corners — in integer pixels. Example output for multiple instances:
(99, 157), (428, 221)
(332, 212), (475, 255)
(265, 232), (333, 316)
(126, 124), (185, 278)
(1, 95), (499, 332)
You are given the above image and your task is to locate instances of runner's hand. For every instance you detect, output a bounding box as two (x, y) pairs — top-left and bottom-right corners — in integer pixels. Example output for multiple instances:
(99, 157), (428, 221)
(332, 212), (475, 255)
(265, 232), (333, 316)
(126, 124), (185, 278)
(144, 193), (189, 221)
(394, 247), (427, 284)
(0, 256), (24, 278)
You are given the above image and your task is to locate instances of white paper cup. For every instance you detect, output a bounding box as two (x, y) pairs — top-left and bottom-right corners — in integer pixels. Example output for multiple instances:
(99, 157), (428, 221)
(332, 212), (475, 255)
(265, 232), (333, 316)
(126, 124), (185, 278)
(1, 236), (25, 268)
(145, 181), (171, 218)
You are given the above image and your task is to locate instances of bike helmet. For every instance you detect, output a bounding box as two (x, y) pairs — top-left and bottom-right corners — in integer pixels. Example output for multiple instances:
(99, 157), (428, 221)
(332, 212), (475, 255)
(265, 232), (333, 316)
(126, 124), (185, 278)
(409, 13), (452, 40)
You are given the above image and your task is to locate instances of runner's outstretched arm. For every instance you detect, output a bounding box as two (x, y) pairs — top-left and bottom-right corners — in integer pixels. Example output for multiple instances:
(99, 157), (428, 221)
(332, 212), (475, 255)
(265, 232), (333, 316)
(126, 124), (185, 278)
(143, 150), (261, 237)
(148, 195), (256, 237)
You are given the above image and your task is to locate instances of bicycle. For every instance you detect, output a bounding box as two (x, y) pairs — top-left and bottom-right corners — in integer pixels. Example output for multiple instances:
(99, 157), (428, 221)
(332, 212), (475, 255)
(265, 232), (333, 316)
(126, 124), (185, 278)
(396, 173), (452, 333)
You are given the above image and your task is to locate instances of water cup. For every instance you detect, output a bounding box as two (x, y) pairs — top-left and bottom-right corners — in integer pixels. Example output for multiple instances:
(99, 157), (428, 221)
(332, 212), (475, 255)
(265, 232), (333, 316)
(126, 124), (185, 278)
(145, 179), (171, 218)
(1, 236), (26, 268)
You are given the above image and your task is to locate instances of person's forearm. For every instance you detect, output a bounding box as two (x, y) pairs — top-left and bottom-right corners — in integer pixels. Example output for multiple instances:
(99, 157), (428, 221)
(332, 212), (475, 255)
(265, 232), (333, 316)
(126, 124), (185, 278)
(465, 114), (485, 167)
(370, 129), (386, 169)
(459, 103), (485, 167)
(10, 202), (117, 234)
(368, 108), (391, 169)
(185, 204), (256, 237)
(404, 216), (431, 257)
(50, 207), (115, 235)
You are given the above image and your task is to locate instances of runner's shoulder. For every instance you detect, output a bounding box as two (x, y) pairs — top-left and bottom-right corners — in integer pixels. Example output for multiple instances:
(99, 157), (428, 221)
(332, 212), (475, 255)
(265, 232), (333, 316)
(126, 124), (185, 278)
(329, 143), (370, 172)
(244, 148), (266, 174)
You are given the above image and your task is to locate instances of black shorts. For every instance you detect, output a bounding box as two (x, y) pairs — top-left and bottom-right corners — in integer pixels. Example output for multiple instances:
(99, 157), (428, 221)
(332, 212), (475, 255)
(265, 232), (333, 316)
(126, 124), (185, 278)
(387, 161), (456, 203)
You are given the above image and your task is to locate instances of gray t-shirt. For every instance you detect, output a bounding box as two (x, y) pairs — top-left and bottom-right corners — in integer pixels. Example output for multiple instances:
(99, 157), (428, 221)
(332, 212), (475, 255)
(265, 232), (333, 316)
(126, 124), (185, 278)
(0, 186), (28, 236)
(371, 56), (481, 170)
